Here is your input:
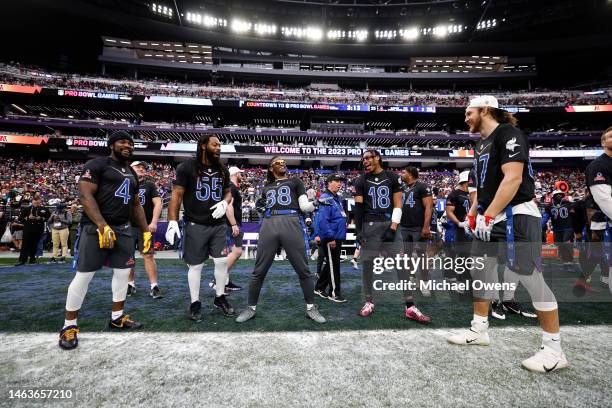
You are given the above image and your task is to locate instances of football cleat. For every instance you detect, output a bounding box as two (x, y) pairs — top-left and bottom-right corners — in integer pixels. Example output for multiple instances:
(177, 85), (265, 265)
(351, 259), (359, 270)
(306, 305), (326, 323)
(491, 300), (506, 320)
(108, 314), (143, 330)
(405, 305), (431, 324)
(601, 276), (609, 286)
(150, 285), (163, 299)
(190, 301), (202, 322)
(208, 281), (228, 296)
(59, 325), (79, 350)
(314, 289), (328, 299)
(235, 307), (256, 323)
(358, 301), (375, 317)
(447, 328), (490, 346)
(328, 294), (347, 303)
(503, 300), (537, 318)
(521, 345), (569, 373)
(127, 284), (136, 297)
(213, 295), (235, 316)
(225, 281), (242, 292)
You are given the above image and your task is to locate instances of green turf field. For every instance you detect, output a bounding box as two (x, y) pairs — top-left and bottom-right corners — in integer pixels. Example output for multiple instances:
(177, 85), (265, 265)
(1, 257), (611, 407)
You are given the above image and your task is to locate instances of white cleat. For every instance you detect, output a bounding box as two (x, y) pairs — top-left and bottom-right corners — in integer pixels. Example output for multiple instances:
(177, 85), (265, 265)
(351, 259), (359, 270)
(521, 345), (569, 373)
(447, 328), (490, 346)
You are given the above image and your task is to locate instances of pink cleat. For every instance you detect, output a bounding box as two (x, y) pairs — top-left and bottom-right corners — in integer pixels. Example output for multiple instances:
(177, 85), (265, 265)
(405, 305), (431, 324)
(358, 301), (375, 317)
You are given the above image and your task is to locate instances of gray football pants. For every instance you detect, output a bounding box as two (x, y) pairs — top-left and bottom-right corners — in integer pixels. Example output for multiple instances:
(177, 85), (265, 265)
(247, 215), (315, 306)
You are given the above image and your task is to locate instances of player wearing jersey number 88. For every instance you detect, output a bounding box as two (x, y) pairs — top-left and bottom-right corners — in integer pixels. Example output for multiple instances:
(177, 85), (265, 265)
(59, 131), (149, 350)
(235, 156), (325, 323)
(167, 135), (234, 322)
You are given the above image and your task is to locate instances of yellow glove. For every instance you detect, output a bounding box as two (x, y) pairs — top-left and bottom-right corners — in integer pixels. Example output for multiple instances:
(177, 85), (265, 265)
(142, 231), (153, 254)
(97, 225), (116, 249)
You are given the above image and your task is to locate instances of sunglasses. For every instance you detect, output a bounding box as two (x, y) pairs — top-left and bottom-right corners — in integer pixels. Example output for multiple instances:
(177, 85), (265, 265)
(272, 160), (286, 166)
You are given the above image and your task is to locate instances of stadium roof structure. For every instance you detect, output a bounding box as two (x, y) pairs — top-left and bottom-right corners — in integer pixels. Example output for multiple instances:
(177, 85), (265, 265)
(2, 0), (611, 86)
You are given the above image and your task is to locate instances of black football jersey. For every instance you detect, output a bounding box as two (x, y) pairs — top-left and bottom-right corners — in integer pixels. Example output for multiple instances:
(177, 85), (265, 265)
(447, 188), (471, 223)
(173, 159), (230, 226)
(400, 181), (432, 228)
(585, 153), (611, 219)
(261, 177), (305, 213)
(546, 199), (573, 231)
(79, 156), (139, 226)
(473, 123), (535, 210)
(585, 194), (607, 224)
(227, 182), (243, 226)
(137, 180), (160, 224)
(354, 170), (401, 221)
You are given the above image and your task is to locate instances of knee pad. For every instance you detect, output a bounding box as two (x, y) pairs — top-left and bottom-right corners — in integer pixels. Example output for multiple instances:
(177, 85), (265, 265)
(532, 301), (558, 312)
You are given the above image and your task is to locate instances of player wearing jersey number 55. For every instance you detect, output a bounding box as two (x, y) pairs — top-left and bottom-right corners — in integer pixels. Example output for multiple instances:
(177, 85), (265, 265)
(447, 96), (568, 373)
(235, 156), (326, 323)
(166, 135), (234, 322)
(59, 131), (149, 350)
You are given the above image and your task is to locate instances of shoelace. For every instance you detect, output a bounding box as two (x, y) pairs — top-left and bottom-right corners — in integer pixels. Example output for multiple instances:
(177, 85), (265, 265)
(117, 315), (132, 326)
(63, 328), (79, 340)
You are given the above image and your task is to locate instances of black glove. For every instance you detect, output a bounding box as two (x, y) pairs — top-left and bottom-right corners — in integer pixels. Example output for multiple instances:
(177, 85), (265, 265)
(382, 226), (396, 242)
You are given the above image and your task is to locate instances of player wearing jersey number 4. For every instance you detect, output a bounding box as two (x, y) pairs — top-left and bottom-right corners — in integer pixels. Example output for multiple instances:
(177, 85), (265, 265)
(235, 156), (325, 323)
(447, 96), (568, 373)
(353, 150), (430, 323)
(166, 135), (234, 322)
(59, 131), (148, 350)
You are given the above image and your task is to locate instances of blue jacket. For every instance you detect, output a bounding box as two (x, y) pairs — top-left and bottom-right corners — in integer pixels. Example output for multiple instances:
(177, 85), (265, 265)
(315, 190), (347, 242)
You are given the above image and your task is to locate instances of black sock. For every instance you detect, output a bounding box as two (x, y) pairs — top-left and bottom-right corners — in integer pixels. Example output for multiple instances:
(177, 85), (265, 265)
(405, 300), (415, 309)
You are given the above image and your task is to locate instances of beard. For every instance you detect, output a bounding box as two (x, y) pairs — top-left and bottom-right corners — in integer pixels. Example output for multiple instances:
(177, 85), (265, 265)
(113, 146), (132, 162)
(205, 148), (220, 165)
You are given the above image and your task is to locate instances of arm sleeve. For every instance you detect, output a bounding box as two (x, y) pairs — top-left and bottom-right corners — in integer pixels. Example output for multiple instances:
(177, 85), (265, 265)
(590, 184), (612, 220)
(299, 195), (315, 213)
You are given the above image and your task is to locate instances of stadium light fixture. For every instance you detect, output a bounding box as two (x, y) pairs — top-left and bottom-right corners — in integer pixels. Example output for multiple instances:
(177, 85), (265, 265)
(231, 19), (252, 34)
(433, 25), (448, 37)
(400, 27), (419, 40)
(151, 3), (172, 18)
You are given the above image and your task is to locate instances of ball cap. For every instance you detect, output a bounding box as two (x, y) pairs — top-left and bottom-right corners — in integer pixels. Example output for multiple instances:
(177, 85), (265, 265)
(131, 161), (149, 168)
(326, 173), (347, 184)
(552, 189), (564, 196)
(229, 166), (243, 176)
(458, 170), (470, 184)
(467, 95), (503, 110)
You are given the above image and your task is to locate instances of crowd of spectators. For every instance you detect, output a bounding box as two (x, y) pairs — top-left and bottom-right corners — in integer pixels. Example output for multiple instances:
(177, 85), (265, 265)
(2, 62), (610, 107)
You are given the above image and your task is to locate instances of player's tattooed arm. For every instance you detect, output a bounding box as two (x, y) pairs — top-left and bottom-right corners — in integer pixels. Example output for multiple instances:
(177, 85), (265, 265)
(79, 180), (107, 231)
(167, 186), (185, 222)
(226, 197), (240, 236)
(485, 161), (523, 217)
(446, 202), (460, 225)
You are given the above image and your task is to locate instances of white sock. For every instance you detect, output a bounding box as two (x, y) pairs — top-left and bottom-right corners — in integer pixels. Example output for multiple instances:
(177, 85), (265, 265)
(306, 304), (314, 311)
(111, 310), (123, 320)
(150, 283), (157, 289)
(63, 319), (77, 329)
(249, 305), (256, 311)
(471, 313), (489, 332)
(128, 280), (135, 287)
(542, 330), (562, 352)
(212, 257), (229, 297)
(188, 263), (204, 303)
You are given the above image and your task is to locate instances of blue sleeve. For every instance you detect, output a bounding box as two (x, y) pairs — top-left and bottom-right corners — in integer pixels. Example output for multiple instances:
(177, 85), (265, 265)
(318, 203), (332, 241)
(541, 210), (550, 227)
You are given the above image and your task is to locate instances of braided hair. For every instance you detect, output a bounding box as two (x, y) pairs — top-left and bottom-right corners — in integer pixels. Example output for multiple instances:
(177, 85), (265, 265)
(194, 135), (227, 185)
